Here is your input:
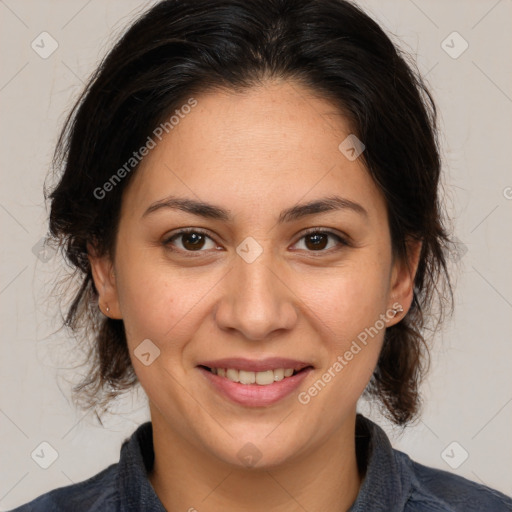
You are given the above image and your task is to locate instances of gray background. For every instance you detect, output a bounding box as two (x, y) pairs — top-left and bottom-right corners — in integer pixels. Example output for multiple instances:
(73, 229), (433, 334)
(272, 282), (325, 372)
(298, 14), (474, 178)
(1, 0), (511, 508)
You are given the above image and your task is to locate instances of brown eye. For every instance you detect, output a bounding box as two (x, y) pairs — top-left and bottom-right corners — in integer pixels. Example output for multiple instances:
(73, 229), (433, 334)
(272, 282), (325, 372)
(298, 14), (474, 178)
(164, 230), (217, 252)
(293, 230), (347, 252)
(304, 233), (329, 250)
(181, 232), (206, 251)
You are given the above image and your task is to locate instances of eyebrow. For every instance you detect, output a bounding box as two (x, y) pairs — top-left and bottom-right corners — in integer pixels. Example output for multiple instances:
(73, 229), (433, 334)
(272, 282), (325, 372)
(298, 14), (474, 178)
(142, 195), (368, 222)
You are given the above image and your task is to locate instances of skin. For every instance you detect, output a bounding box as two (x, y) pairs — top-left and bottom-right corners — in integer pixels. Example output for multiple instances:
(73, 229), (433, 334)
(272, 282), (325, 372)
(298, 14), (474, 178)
(88, 79), (421, 512)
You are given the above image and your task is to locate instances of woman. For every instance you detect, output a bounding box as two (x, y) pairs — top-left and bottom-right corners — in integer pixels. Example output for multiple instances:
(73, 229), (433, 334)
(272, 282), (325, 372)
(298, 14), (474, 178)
(11, 0), (512, 510)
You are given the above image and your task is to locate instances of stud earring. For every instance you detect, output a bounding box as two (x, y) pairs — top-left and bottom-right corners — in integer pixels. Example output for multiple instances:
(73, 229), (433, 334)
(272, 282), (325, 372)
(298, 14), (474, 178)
(391, 304), (404, 317)
(99, 303), (110, 316)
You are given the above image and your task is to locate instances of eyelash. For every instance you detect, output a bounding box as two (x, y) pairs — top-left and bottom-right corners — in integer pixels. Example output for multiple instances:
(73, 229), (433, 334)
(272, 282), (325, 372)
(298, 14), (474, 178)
(162, 227), (349, 255)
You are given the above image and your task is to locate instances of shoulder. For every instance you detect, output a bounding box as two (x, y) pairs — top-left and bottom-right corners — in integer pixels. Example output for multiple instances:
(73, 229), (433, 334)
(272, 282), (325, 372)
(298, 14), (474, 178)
(395, 450), (512, 512)
(8, 463), (119, 512)
(8, 421), (160, 512)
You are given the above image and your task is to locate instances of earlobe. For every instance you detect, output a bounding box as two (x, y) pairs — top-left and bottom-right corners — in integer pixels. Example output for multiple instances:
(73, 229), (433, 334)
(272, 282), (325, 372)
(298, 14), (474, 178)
(387, 239), (422, 326)
(87, 242), (122, 319)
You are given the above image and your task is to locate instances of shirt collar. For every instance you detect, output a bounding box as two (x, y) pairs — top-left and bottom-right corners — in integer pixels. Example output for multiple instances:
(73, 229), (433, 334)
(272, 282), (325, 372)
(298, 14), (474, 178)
(116, 414), (412, 511)
(117, 420), (166, 511)
(348, 413), (413, 511)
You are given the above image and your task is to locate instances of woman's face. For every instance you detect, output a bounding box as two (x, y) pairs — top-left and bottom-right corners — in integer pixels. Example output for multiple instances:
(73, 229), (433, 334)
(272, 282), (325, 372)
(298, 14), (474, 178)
(91, 80), (417, 468)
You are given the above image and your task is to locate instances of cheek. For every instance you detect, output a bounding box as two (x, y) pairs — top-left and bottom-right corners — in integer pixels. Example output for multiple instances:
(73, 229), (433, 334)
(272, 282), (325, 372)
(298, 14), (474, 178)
(300, 260), (391, 343)
(114, 246), (223, 346)
(114, 229), (392, 351)
(297, 268), (389, 410)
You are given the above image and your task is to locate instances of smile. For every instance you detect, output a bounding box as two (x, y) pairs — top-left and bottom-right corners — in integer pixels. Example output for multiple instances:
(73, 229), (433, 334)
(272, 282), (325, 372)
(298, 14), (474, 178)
(197, 358), (313, 407)
(204, 366), (302, 385)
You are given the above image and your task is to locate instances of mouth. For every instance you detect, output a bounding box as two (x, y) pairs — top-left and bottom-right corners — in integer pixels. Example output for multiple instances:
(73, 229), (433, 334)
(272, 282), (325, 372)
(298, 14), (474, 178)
(196, 358), (314, 407)
(198, 365), (311, 386)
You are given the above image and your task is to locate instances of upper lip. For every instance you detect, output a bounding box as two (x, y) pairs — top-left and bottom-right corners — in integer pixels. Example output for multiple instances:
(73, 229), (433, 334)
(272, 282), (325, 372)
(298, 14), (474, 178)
(197, 357), (313, 373)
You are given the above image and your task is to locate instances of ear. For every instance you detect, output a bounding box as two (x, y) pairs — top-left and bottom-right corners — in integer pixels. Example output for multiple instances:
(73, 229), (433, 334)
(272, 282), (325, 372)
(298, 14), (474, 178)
(87, 242), (122, 319)
(387, 239), (422, 327)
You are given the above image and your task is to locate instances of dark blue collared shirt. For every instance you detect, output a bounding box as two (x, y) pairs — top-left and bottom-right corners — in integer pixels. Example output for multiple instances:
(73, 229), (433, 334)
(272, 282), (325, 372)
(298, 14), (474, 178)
(10, 414), (512, 511)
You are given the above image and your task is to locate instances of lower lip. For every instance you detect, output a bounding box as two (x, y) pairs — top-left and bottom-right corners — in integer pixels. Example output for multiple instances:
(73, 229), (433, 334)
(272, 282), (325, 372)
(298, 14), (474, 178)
(198, 367), (313, 407)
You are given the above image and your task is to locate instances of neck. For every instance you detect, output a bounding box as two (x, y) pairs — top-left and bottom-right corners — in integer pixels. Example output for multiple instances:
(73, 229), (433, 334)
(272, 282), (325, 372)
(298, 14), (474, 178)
(148, 406), (362, 512)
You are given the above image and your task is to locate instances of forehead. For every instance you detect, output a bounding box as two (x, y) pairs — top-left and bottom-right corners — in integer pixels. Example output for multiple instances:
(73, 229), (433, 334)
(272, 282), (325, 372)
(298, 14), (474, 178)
(121, 80), (386, 222)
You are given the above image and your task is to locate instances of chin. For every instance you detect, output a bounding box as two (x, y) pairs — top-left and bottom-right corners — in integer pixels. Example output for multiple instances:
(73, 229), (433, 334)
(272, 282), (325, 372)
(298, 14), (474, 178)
(202, 430), (304, 471)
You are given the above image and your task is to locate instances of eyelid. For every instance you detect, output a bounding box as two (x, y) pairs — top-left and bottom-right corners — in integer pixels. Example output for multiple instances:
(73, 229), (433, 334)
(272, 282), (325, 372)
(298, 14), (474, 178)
(297, 226), (350, 242)
(290, 227), (350, 251)
(163, 227), (212, 243)
(162, 227), (219, 249)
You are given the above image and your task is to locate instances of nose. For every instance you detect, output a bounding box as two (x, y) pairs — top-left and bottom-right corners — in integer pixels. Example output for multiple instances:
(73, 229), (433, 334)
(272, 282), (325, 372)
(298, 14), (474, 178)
(214, 249), (298, 341)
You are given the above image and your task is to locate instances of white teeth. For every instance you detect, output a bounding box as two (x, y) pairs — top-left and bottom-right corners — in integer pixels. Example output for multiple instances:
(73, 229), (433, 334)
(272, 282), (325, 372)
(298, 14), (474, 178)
(209, 367), (299, 385)
(273, 368), (284, 381)
(239, 370), (256, 384)
(256, 370), (274, 385)
(226, 368), (239, 382)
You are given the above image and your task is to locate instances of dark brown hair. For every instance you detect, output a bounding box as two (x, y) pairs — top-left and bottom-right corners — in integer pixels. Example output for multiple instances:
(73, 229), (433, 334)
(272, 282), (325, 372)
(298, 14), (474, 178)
(48, 0), (453, 426)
